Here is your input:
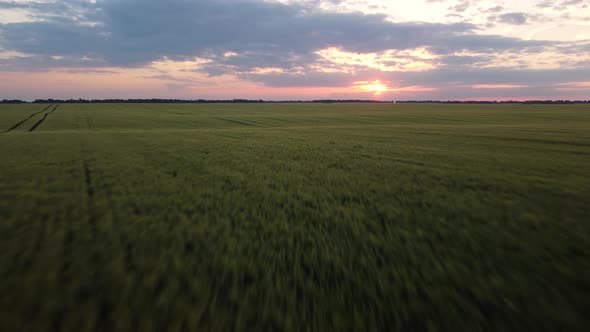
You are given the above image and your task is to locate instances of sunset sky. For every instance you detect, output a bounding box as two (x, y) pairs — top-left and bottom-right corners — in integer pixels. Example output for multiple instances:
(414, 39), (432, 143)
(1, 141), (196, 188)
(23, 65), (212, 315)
(1, 0), (589, 100)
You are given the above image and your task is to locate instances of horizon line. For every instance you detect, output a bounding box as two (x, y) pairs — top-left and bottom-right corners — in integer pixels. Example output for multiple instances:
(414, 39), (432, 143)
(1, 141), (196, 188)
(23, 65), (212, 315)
(2, 98), (590, 105)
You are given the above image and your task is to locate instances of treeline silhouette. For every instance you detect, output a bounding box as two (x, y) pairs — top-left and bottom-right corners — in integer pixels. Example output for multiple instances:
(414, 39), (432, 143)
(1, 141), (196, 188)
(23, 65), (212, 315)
(1, 98), (589, 104)
(29, 99), (266, 104)
(397, 100), (590, 104)
(1, 100), (28, 104)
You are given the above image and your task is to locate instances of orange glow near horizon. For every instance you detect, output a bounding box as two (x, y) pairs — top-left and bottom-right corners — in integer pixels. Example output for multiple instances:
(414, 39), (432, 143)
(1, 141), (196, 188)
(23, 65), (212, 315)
(1, 65), (584, 101)
(355, 80), (389, 95)
(0, 69), (362, 100)
(471, 84), (528, 89)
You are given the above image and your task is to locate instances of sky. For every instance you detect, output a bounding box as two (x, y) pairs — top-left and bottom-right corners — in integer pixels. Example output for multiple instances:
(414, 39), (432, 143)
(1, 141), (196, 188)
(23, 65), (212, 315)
(0, 0), (589, 100)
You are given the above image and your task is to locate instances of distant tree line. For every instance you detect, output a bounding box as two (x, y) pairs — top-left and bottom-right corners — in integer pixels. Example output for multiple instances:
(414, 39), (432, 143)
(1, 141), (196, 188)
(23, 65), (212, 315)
(397, 100), (590, 104)
(1, 99), (28, 104)
(26, 98), (266, 104)
(2, 98), (589, 104)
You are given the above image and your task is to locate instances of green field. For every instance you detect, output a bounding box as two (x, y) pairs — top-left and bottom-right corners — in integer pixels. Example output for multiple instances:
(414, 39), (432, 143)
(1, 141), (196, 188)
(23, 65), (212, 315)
(1, 103), (589, 331)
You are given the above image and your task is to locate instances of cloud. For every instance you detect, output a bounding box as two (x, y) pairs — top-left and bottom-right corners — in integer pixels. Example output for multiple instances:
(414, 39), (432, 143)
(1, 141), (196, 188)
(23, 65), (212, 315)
(537, 0), (588, 11)
(0, 0), (549, 69)
(240, 65), (590, 99)
(241, 65), (590, 88)
(496, 12), (529, 25)
(482, 5), (504, 13)
(450, 0), (472, 13)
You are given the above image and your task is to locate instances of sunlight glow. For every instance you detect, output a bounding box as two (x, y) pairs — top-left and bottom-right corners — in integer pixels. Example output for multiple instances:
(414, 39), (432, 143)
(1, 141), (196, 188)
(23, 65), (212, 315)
(317, 47), (438, 72)
(355, 80), (389, 95)
(471, 84), (528, 89)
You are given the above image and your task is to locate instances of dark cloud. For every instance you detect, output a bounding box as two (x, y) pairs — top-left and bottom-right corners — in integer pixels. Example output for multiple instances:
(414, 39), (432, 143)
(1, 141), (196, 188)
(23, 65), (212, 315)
(449, 0), (473, 13)
(481, 5), (504, 13)
(487, 11), (553, 27)
(496, 12), (529, 25)
(537, 0), (587, 11)
(427, 34), (546, 54)
(63, 68), (117, 74)
(394, 67), (590, 87)
(240, 70), (366, 88)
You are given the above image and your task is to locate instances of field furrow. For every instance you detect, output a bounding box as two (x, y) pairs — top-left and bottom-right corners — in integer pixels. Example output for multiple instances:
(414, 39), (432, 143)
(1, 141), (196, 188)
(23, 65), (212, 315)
(29, 105), (60, 132)
(1, 104), (53, 133)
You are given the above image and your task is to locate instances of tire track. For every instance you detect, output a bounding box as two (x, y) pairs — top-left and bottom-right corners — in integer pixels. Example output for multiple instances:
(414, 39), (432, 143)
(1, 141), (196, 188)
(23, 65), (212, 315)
(29, 104), (59, 132)
(1, 104), (53, 133)
(212, 117), (256, 127)
(82, 159), (95, 220)
(82, 158), (98, 242)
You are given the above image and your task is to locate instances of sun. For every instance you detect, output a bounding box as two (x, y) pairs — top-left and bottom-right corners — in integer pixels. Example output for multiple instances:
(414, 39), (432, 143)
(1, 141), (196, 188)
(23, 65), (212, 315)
(357, 80), (388, 95)
(369, 83), (387, 95)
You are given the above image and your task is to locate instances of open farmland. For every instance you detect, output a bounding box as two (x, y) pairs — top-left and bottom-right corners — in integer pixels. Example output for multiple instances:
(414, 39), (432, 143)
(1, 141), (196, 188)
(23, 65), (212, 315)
(1, 103), (589, 331)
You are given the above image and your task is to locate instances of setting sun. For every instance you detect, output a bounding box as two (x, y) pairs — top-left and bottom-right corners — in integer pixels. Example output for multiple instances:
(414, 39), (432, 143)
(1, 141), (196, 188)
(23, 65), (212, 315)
(355, 80), (389, 95)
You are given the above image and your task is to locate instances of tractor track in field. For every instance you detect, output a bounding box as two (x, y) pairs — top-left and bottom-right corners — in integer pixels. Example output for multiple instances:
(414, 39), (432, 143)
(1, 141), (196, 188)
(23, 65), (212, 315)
(29, 104), (59, 132)
(212, 117), (257, 127)
(1, 104), (54, 133)
(82, 159), (95, 225)
(82, 158), (100, 244)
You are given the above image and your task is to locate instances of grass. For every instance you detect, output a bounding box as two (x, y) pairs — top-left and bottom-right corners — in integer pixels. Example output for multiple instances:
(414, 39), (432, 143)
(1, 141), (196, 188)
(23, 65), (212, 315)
(0, 103), (589, 331)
